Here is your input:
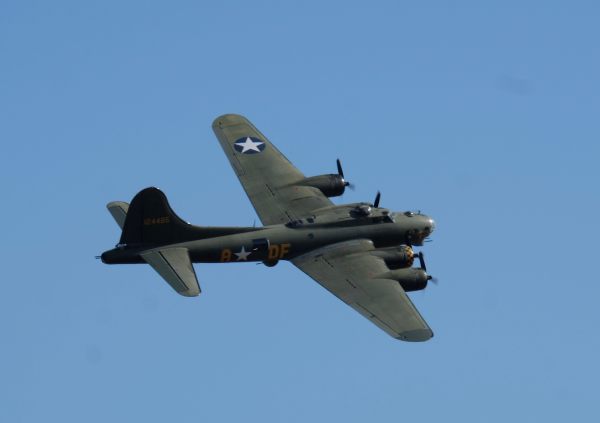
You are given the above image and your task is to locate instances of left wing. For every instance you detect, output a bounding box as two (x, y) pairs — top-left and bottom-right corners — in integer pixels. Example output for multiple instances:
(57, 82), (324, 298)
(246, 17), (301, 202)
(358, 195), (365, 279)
(212, 114), (332, 225)
(292, 240), (433, 341)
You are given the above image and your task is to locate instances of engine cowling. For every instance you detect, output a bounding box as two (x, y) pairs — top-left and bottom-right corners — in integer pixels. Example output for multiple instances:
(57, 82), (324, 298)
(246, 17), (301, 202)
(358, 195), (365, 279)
(372, 245), (414, 269)
(383, 267), (429, 292)
(298, 174), (347, 197)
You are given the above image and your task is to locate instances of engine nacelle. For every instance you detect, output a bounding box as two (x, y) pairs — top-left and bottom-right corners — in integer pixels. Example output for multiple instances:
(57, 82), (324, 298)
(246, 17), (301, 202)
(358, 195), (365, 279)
(372, 245), (414, 269)
(383, 267), (429, 292)
(297, 174), (347, 198)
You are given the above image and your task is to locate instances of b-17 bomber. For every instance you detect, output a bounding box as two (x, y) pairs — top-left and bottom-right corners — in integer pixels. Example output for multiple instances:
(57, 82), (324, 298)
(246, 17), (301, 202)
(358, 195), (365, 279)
(101, 114), (437, 341)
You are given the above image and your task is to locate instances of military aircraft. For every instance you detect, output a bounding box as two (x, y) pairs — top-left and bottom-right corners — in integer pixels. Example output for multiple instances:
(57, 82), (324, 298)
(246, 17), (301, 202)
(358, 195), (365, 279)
(101, 114), (437, 341)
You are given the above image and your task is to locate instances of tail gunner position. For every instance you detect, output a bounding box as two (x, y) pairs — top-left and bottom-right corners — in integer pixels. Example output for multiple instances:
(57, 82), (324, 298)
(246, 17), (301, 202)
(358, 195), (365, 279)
(101, 114), (437, 341)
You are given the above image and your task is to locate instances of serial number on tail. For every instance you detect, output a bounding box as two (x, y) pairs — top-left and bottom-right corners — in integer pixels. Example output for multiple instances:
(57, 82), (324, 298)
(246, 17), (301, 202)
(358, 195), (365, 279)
(144, 216), (170, 225)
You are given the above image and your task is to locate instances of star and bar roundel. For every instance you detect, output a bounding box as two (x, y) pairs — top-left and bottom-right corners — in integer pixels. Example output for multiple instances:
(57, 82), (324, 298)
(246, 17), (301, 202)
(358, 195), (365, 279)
(234, 137), (266, 154)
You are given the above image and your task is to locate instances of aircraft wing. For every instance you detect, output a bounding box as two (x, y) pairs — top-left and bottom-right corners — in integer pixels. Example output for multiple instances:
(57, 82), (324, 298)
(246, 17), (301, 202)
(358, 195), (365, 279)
(212, 114), (333, 225)
(292, 239), (433, 341)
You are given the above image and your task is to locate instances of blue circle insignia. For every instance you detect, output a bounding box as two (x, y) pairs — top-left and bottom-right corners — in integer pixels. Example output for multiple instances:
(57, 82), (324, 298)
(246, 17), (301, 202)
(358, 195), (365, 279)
(233, 137), (266, 154)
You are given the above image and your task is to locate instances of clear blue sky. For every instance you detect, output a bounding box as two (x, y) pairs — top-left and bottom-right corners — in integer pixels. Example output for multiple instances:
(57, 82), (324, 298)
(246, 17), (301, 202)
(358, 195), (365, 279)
(1, 1), (599, 421)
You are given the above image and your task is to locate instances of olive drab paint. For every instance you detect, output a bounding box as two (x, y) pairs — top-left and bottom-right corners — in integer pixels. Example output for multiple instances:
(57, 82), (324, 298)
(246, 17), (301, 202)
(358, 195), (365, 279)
(101, 114), (437, 342)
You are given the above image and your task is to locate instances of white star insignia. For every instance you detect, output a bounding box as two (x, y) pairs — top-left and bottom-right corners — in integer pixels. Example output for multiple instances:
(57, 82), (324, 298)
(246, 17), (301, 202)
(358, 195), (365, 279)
(234, 246), (251, 261)
(235, 137), (264, 153)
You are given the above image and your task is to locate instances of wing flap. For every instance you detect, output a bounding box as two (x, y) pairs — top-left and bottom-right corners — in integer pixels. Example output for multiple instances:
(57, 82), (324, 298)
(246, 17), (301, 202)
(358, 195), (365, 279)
(141, 248), (200, 297)
(292, 240), (433, 341)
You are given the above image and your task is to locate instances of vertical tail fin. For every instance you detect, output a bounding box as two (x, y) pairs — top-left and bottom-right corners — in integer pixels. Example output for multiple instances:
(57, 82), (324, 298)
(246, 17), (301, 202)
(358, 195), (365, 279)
(119, 187), (203, 246)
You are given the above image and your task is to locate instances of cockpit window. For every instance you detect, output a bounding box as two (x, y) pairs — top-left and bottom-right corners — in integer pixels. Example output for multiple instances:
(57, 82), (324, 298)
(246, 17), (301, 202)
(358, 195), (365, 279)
(369, 214), (395, 224)
(404, 211), (415, 217)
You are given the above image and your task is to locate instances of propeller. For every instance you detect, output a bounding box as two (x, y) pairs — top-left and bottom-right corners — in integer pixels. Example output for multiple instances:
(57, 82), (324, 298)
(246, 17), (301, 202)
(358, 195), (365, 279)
(417, 251), (427, 272)
(336, 158), (344, 178)
(417, 251), (438, 284)
(336, 159), (355, 190)
(373, 191), (381, 208)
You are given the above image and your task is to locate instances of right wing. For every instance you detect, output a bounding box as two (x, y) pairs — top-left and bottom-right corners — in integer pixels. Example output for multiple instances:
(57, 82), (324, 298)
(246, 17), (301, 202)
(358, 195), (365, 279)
(212, 114), (333, 225)
(292, 239), (433, 341)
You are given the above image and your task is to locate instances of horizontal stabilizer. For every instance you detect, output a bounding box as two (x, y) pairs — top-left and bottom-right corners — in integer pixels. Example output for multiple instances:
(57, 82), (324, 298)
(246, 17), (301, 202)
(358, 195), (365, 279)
(141, 247), (200, 297)
(107, 201), (129, 229)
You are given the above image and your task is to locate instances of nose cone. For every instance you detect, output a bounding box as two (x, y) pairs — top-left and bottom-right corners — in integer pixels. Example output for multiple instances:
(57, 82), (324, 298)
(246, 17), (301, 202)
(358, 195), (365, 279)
(427, 217), (436, 234)
(413, 215), (435, 245)
(418, 215), (435, 236)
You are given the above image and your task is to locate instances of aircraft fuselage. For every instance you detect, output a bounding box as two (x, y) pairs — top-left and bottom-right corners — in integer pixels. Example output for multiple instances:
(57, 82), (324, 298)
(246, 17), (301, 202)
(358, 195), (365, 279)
(101, 210), (434, 265)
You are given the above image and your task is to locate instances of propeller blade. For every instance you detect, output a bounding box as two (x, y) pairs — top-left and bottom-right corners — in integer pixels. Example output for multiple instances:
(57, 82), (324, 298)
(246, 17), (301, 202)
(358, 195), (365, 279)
(427, 275), (438, 285)
(337, 158), (354, 190)
(373, 191), (381, 208)
(417, 251), (427, 272)
(336, 158), (344, 178)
